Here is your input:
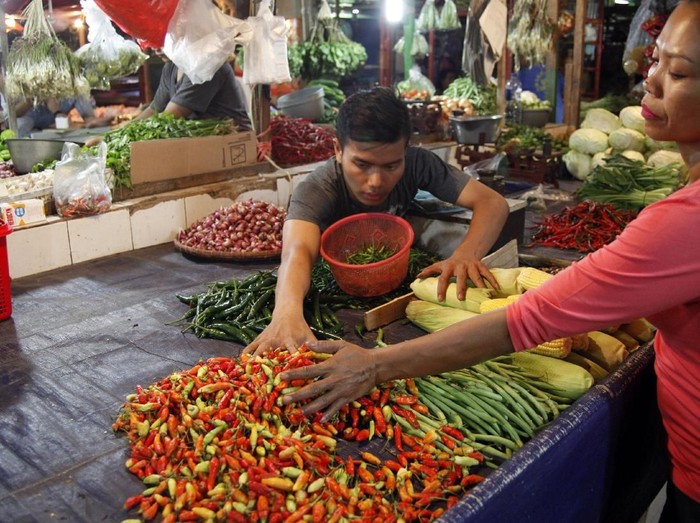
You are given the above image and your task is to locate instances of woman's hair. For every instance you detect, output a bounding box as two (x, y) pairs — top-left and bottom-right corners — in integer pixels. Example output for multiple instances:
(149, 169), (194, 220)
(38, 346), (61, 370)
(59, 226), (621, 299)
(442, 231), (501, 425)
(335, 86), (412, 148)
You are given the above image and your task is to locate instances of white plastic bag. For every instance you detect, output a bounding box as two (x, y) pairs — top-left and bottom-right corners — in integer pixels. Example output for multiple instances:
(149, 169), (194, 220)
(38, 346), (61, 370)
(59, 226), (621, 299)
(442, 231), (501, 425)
(163, 0), (253, 85)
(53, 142), (112, 218)
(242, 0), (291, 85)
(76, 0), (148, 90)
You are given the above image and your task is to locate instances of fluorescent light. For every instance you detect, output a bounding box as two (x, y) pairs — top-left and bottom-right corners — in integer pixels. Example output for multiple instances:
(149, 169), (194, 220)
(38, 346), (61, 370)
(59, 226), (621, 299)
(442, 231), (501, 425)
(352, 8), (359, 14)
(614, 0), (629, 4)
(385, 0), (404, 23)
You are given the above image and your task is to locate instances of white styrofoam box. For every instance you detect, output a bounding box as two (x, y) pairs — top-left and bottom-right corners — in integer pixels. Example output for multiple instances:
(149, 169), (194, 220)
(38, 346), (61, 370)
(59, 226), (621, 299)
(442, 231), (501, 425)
(6, 221), (71, 279)
(131, 199), (187, 250)
(183, 194), (236, 227)
(67, 209), (133, 264)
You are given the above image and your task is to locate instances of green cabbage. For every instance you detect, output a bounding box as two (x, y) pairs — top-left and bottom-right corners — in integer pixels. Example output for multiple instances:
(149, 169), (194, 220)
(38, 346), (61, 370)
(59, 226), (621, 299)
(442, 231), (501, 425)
(647, 150), (683, 168)
(569, 128), (609, 155)
(619, 106), (645, 133)
(609, 128), (646, 152)
(581, 108), (622, 134)
(621, 150), (646, 163)
(563, 149), (593, 180)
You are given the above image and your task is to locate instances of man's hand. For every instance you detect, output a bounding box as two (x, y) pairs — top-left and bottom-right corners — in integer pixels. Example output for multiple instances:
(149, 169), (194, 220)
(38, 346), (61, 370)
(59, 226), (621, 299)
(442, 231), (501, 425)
(243, 314), (317, 356)
(416, 255), (498, 302)
(280, 340), (378, 421)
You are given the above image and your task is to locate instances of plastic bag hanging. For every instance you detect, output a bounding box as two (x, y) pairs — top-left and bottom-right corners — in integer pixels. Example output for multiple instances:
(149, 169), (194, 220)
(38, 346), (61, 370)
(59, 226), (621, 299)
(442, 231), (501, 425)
(437, 0), (461, 31)
(162, 0), (253, 85)
(93, 0), (179, 48)
(393, 24), (430, 59)
(76, 0), (148, 90)
(53, 142), (112, 218)
(417, 0), (439, 32)
(242, 0), (291, 85)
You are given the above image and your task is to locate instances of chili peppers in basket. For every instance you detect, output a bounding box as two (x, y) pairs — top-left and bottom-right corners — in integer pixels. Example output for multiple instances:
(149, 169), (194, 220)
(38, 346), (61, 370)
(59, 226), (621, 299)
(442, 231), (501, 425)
(268, 115), (336, 166)
(528, 201), (637, 253)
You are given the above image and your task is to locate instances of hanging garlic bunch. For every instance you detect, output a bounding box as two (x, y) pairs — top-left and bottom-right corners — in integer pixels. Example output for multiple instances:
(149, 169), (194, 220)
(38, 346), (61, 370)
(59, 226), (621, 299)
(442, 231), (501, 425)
(507, 0), (554, 69)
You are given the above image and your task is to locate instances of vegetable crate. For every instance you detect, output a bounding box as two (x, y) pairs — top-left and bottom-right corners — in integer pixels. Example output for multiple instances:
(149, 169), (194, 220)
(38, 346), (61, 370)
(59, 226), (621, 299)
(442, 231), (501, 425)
(504, 149), (563, 187)
(0, 222), (11, 320)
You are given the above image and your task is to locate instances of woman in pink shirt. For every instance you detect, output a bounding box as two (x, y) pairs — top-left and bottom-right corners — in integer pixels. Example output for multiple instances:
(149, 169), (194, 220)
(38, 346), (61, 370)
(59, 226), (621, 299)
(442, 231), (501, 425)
(279, 2), (700, 520)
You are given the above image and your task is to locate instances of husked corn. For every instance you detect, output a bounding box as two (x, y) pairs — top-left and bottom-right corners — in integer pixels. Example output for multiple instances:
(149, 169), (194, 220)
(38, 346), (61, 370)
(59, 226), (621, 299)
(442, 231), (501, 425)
(516, 267), (554, 292)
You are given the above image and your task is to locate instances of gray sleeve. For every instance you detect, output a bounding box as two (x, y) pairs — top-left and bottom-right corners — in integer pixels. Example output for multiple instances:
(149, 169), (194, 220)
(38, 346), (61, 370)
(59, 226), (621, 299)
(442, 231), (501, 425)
(170, 74), (220, 114)
(150, 65), (173, 113)
(411, 147), (470, 204)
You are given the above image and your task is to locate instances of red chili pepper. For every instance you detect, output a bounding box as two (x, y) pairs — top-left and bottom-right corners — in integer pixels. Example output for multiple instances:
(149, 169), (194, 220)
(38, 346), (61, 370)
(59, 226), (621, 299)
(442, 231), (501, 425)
(393, 395), (418, 405)
(442, 425), (464, 441)
(394, 424), (404, 451)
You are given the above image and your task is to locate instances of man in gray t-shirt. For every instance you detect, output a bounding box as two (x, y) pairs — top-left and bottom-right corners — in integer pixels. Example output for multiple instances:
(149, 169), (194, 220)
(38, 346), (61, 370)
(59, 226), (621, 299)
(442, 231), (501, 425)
(245, 87), (508, 356)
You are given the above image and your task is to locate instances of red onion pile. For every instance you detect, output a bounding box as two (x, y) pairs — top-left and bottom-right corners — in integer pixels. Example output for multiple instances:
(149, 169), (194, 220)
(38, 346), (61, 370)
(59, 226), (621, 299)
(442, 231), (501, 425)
(177, 199), (286, 254)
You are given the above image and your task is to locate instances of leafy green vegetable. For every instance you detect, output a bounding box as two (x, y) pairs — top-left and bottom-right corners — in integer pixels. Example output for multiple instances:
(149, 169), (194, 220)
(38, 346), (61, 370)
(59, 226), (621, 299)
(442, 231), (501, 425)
(443, 76), (497, 115)
(89, 113), (236, 190)
(577, 154), (682, 210)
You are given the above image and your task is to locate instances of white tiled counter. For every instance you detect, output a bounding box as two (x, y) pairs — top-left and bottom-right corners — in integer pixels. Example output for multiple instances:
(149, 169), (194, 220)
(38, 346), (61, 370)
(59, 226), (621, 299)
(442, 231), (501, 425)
(5, 163), (318, 280)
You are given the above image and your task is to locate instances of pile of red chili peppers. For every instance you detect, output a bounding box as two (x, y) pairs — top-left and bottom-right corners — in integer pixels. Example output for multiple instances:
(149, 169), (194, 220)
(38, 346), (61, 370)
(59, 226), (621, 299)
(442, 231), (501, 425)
(113, 346), (485, 522)
(529, 201), (638, 253)
(268, 116), (336, 167)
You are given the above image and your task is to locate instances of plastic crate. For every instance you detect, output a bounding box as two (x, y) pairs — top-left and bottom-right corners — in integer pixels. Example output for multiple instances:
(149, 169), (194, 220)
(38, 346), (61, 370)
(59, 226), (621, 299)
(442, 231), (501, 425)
(0, 222), (11, 320)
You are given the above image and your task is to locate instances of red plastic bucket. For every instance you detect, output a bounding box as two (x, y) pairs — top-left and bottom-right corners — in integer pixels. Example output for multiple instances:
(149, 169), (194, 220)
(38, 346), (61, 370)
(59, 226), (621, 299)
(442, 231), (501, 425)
(0, 222), (12, 321)
(320, 213), (414, 297)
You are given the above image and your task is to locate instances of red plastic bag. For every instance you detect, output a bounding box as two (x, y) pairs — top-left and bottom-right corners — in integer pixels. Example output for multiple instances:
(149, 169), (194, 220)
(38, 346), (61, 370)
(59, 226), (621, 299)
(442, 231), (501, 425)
(93, 0), (179, 48)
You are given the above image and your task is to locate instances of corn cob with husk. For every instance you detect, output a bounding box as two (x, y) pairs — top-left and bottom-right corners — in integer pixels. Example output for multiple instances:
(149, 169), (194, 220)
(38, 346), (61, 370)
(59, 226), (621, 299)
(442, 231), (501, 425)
(479, 294), (573, 358)
(410, 277), (494, 313)
(405, 300), (478, 333)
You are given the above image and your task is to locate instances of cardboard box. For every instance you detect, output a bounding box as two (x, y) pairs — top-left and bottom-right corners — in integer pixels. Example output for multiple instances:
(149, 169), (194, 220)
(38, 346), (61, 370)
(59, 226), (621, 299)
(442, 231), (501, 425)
(129, 131), (257, 185)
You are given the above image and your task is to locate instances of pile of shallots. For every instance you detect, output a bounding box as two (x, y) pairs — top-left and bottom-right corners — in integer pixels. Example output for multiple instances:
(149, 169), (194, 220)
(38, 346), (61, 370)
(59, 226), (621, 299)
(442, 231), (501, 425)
(177, 199), (286, 254)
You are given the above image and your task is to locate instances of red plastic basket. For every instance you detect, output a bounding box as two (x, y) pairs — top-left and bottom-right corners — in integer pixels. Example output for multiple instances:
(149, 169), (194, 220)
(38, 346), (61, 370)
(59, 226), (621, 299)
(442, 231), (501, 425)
(0, 222), (11, 321)
(320, 213), (414, 297)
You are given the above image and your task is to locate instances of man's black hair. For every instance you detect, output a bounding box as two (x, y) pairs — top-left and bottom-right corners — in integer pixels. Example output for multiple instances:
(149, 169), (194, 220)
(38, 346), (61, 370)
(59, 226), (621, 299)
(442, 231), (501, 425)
(335, 86), (412, 148)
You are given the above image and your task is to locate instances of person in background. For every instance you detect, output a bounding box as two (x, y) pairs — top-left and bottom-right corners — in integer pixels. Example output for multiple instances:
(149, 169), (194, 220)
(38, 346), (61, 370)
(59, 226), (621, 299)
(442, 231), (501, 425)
(278, 3), (700, 521)
(244, 86), (509, 356)
(13, 96), (111, 137)
(133, 49), (251, 131)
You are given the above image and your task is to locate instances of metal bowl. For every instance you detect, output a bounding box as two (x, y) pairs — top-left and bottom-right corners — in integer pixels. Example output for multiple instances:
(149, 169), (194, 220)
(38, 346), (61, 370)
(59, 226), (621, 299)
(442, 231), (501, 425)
(521, 108), (551, 128)
(449, 114), (502, 145)
(6, 139), (66, 174)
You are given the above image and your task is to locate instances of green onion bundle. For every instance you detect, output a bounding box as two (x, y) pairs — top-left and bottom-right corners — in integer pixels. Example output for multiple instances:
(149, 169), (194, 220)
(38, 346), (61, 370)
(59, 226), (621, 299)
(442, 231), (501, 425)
(5, 0), (89, 103)
(577, 154), (682, 210)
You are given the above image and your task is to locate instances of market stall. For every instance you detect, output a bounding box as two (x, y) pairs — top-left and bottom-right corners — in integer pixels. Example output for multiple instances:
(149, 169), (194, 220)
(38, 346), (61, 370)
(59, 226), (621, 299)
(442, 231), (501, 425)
(0, 0), (692, 521)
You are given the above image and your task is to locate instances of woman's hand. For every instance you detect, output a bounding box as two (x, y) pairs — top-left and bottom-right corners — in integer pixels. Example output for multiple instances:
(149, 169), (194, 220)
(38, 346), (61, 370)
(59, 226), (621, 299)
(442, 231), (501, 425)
(243, 314), (317, 356)
(280, 340), (378, 421)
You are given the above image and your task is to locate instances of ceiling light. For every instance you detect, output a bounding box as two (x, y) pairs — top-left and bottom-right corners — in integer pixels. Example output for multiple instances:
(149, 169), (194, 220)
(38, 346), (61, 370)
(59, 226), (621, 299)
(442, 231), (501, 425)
(384, 0), (404, 23)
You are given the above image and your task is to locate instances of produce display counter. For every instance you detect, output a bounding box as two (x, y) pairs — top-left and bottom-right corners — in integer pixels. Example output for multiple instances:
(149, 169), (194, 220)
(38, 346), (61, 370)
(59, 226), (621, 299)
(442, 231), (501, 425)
(0, 240), (665, 521)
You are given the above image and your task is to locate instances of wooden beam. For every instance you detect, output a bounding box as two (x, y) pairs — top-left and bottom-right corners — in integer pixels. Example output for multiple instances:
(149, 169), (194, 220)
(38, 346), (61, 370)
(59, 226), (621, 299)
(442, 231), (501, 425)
(568, 0), (586, 128)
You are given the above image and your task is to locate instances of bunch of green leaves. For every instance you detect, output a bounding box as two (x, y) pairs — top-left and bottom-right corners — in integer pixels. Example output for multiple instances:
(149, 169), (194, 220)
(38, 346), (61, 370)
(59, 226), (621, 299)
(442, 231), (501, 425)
(443, 76), (498, 115)
(577, 154), (682, 210)
(497, 124), (568, 152)
(5, 0), (89, 103)
(293, 14), (367, 81)
(89, 113), (236, 189)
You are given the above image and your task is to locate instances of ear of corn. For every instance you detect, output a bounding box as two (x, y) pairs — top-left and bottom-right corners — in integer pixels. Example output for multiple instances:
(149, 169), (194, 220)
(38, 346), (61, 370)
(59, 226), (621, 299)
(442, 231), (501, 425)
(619, 318), (656, 343)
(565, 352), (609, 381)
(405, 299), (479, 333)
(508, 351), (594, 400)
(572, 333), (590, 352)
(479, 298), (512, 314)
(582, 331), (629, 371)
(528, 337), (573, 359)
(611, 330), (640, 352)
(410, 278), (494, 313)
(516, 267), (554, 292)
(486, 268), (523, 297)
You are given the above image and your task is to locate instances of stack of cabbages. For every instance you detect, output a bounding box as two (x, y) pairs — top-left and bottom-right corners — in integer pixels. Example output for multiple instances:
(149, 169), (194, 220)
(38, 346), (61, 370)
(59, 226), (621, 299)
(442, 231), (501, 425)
(563, 106), (683, 180)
